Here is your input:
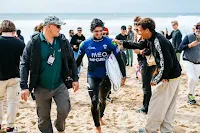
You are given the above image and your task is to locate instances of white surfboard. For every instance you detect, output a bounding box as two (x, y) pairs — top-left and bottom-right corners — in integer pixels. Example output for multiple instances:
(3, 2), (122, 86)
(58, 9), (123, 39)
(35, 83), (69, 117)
(106, 53), (122, 91)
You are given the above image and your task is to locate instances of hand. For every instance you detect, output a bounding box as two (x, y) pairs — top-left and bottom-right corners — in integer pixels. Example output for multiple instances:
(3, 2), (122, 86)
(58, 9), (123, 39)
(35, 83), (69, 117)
(166, 28), (168, 34)
(134, 49), (140, 54)
(73, 45), (78, 49)
(150, 82), (156, 86)
(162, 79), (169, 83)
(21, 89), (30, 101)
(189, 41), (199, 48)
(112, 39), (122, 45)
(72, 82), (79, 92)
(121, 77), (126, 86)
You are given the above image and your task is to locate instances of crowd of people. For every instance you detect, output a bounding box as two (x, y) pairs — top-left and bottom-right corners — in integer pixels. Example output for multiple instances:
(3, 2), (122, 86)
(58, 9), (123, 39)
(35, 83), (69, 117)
(0, 15), (200, 133)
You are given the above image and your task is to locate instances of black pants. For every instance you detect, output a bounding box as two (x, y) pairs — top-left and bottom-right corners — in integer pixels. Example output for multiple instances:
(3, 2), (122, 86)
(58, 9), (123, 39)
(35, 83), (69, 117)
(87, 76), (111, 127)
(121, 51), (127, 66)
(140, 61), (156, 113)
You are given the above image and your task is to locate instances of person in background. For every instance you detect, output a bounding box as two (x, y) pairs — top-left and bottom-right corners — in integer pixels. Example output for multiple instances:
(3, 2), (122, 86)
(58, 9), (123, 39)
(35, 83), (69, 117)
(16, 29), (24, 42)
(166, 20), (182, 61)
(178, 22), (200, 105)
(70, 27), (86, 76)
(32, 23), (43, 38)
(20, 16), (79, 133)
(103, 27), (109, 37)
(132, 16), (156, 114)
(0, 20), (25, 132)
(37, 23), (43, 33)
(192, 25), (196, 33)
(126, 25), (134, 67)
(68, 29), (74, 43)
(116, 26), (128, 67)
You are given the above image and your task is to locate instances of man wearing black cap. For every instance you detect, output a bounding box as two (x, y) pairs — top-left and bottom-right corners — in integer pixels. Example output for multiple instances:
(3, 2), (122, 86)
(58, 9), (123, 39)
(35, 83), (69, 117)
(20, 16), (79, 133)
(70, 27), (86, 75)
(116, 26), (128, 66)
(179, 22), (200, 105)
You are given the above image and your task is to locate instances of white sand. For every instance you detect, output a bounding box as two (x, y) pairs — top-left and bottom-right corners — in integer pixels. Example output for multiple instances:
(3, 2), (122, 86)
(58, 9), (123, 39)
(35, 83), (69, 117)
(1, 56), (200, 133)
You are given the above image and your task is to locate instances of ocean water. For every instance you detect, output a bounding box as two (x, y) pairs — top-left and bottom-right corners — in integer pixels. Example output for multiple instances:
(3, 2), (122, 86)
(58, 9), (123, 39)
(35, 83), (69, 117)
(0, 13), (200, 43)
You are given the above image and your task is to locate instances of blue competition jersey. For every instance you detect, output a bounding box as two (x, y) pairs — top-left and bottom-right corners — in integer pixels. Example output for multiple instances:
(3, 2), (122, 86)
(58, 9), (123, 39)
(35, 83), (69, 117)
(78, 37), (120, 78)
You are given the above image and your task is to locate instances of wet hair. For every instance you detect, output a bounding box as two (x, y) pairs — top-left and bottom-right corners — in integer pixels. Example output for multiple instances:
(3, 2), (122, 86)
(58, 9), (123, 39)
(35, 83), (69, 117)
(137, 18), (156, 32)
(134, 16), (142, 25)
(16, 29), (21, 36)
(90, 18), (104, 32)
(0, 20), (16, 32)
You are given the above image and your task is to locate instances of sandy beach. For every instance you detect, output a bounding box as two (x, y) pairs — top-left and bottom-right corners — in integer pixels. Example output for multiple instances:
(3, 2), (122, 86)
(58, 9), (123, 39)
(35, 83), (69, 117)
(1, 56), (200, 133)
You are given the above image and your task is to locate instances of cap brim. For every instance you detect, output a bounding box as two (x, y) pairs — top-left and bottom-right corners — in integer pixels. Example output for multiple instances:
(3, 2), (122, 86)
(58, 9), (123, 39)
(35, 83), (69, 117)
(56, 21), (66, 25)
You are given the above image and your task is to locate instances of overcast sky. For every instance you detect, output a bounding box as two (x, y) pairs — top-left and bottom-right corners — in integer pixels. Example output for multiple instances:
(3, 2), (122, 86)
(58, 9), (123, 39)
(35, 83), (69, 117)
(1, 0), (199, 13)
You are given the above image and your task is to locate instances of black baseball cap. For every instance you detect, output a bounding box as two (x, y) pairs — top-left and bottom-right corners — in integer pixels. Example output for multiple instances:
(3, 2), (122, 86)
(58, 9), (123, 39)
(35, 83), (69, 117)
(121, 25), (126, 30)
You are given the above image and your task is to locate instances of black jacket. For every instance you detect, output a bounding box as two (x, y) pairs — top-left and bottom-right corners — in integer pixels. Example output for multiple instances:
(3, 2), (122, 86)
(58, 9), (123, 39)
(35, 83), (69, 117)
(20, 34), (78, 92)
(122, 31), (182, 84)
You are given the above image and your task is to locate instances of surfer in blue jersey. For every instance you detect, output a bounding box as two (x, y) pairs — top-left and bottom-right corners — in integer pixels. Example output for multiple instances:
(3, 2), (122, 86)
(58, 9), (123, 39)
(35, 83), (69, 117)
(76, 18), (126, 133)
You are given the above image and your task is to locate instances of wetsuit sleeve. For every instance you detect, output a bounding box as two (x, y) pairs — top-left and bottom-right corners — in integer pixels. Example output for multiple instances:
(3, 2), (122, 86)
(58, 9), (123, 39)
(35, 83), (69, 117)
(20, 40), (31, 91)
(109, 41), (126, 77)
(166, 31), (173, 40)
(122, 40), (147, 50)
(76, 42), (85, 67)
(178, 35), (189, 51)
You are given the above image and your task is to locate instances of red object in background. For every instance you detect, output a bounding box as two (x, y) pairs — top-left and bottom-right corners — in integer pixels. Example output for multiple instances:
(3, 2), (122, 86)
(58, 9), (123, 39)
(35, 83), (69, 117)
(104, 27), (109, 32)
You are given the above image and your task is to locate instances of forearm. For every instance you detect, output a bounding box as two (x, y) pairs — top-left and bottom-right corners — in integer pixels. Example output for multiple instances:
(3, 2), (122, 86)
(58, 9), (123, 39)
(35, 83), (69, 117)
(76, 54), (84, 67)
(122, 40), (146, 50)
(115, 53), (126, 77)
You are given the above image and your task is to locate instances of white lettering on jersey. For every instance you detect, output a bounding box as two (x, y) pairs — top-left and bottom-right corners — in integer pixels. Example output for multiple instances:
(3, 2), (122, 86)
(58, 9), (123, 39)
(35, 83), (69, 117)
(90, 52), (108, 62)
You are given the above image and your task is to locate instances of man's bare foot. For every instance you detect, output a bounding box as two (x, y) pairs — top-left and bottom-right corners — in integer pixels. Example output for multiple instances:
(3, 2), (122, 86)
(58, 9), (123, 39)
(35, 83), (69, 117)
(96, 126), (102, 133)
(100, 118), (105, 126)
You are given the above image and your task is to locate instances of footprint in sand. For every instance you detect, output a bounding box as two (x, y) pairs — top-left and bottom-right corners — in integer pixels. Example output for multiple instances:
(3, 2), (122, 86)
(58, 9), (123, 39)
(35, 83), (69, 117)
(174, 127), (186, 133)
(31, 121), (36, 125)
(16, 112), (20, 117)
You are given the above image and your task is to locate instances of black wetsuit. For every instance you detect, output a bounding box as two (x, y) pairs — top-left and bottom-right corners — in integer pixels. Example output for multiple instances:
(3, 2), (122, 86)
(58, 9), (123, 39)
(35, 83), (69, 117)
(76, 36), (126, 127)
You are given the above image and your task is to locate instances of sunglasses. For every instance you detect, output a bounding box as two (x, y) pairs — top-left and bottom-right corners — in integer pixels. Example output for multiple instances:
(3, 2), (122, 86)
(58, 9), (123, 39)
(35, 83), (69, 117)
(196, 25), (200, 30)
(103, 33), (109, 35)
(78, 29), (82, 32)
(94, 30), (103, 33)
(51, 24), (61, 29)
